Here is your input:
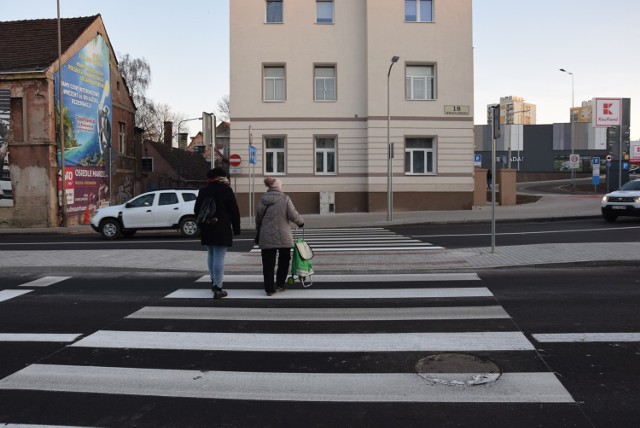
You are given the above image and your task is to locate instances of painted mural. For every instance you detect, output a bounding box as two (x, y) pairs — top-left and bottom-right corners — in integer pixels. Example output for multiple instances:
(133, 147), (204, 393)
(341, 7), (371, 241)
(54, 34), (112, 217)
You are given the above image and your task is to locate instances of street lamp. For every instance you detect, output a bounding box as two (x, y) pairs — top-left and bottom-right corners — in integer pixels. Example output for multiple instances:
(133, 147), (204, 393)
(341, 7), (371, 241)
(176, 117), (202, 185)
(559, 68), (575, 189)
(387, 55), (399, 222)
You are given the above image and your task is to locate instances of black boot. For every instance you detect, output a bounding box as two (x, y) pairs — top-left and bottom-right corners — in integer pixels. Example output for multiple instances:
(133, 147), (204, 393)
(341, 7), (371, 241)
(212, 284), (227, 299)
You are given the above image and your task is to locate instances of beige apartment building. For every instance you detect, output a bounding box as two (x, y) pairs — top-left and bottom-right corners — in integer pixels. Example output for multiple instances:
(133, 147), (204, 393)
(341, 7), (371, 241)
(487, 96), (537, 125)
(229, 0), (474, 215)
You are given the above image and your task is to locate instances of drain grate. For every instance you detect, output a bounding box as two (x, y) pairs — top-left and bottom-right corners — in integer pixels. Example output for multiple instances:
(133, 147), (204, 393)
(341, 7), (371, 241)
(414, 353), (502, 386)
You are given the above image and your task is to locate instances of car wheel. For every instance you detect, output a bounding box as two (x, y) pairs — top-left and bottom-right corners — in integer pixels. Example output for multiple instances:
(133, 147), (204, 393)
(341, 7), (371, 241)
(179, 216), (199, 237)
(100, 219), (122, 239)
(602, 212), (618, 222)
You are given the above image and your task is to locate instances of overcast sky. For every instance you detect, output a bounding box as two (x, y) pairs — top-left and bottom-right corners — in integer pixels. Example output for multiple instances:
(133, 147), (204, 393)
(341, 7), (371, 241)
(2, 0), (638, 139)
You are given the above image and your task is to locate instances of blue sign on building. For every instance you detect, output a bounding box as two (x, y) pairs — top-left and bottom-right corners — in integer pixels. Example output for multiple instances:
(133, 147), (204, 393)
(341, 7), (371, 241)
(249, 145), (257, 165)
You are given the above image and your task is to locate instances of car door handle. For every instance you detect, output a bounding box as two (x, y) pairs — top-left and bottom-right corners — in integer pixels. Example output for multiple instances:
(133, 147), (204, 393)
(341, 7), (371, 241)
(173, 207), (179, 210)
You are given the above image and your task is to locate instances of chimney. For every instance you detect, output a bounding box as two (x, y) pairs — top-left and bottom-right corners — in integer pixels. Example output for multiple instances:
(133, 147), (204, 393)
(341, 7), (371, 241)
(164, 121), (173, 148)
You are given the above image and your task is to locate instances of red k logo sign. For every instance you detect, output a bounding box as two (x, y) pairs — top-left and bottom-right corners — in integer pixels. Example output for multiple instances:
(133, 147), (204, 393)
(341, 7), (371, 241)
(603, 103), (614, 115)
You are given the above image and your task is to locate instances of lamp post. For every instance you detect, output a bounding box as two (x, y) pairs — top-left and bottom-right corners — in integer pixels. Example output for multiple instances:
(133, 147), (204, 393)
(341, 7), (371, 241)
(387, 55), (399, 222)
(176, 117), (202, 185)
(559, 68), (575, 189)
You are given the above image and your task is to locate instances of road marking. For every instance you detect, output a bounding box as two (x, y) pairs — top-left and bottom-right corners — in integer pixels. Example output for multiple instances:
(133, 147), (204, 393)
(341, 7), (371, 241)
(0, 289), (32, 303)
(250, 245), (443, 253)
(533, 333), (640, 343)
(19, 276), (71, 287)
(0, 365), (573, 403)
(166, 287), (493, 300)
(0, 333), (82, 342)
(71, 330), (534, 352)
(197, 273), (481, 283)
(128, 305), (510, 321)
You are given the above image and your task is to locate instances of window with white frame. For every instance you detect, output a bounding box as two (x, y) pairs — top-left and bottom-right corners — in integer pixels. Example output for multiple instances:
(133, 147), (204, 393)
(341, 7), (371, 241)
(406, 65), (435, 100)
(118, 122), (126, 153)
(266, 0), (283, 23)
(264, 66), (285, 101)
(316, 0), (334, 23)
(265, 136), (286, 174)
(405, 0), (433, 22)
(315, 136), (336, 174)
(405, 137), (435, 174)
(314, 65), (336, 101)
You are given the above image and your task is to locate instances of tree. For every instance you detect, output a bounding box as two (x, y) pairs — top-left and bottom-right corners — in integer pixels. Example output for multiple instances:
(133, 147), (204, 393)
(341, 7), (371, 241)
(216, 94), (230, 121)
(117, 53), (185, 143)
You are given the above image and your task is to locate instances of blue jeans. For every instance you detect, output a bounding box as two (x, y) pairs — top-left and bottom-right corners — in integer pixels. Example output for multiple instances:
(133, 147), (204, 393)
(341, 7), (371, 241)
(207, 245), (228, 287)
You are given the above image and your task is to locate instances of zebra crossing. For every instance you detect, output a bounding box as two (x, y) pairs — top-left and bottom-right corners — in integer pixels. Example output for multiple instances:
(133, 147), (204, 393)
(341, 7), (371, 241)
(250, 227), (443, 253)
(0, 272), (577, 424)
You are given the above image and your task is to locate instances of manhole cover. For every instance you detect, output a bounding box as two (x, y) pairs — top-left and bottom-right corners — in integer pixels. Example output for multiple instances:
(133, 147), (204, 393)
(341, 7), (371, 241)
(414, 353), (501, 386)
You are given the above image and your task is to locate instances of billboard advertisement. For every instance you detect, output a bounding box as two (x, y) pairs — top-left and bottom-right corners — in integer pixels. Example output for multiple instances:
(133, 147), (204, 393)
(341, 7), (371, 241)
(0, 89), (12, 207)
(593, 98), (622, 127)
(54, 34), (112, 216)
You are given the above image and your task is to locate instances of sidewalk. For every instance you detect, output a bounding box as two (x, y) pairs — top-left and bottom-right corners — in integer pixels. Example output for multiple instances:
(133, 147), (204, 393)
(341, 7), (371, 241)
(2, 193), (640, 274)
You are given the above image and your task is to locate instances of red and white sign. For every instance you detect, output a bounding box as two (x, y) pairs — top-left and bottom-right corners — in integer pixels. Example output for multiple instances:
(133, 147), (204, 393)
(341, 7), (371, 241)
(229, 154), (242, 167)
(593, 97), (622, 127)
(631, 142), (640, 162)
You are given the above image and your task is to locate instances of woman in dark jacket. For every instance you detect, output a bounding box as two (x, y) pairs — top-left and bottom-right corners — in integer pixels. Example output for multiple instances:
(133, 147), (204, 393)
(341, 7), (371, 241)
(194, 167), (241, 299)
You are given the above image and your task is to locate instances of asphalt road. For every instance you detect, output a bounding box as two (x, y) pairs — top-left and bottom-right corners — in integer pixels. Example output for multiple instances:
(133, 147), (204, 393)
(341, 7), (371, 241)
(1, 268), (639, 427)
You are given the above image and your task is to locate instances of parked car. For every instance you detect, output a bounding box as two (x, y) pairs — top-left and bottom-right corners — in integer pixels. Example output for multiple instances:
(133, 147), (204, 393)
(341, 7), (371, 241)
(90, 189), (199, 239)
(601, 179), (640, 222)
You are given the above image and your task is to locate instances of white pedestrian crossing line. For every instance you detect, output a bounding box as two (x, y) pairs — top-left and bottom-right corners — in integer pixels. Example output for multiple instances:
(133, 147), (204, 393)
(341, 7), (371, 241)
(0, 333), (82, 342)
(196, 273), (481, 283)
(18, 276), (71, 287)
(166, 287), (493, 299)
(0, 365), (574, 403)
(128, 305), (511, 321)
(0, 289), (33, 303)
(250, 227), (442, 253)
(533, 332), (640, 343)
(71, 330), (535, 352)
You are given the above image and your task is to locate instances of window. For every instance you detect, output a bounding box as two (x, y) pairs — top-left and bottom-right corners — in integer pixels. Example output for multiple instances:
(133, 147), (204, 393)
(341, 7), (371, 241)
(264, 66), (285, 101)
(182, 192), (197, 202)
(406, 65), (435, 100)
(405, 138), (435, 174)
(118, 122), (126, 153)
(316, 0), (334, 23)
(405, 0), (433, 22)
(128, 193), (155, 208)
(315, 137), (336, 174)
(266, 0), (283, 23)
(265, 136), (285, 174)
(141, 157), (153, 172)
(159, 192), (179, 206)
(314, 65), (336, 101)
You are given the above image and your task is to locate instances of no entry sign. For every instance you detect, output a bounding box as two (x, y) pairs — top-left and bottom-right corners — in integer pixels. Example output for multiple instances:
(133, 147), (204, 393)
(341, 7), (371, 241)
(229, 154), (242, 167)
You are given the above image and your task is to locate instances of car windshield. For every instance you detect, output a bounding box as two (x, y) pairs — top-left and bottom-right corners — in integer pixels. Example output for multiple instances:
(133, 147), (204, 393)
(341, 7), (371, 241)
(619, 180), (640, 191)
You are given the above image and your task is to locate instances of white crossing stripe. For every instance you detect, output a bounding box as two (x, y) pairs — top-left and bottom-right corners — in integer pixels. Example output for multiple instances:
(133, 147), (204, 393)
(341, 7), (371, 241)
(128, 305), (511, 321)
(19, 276), (71, 287)
(0, 289), (32, 303)
(71, 330), (535, 352)
(0, 333), (82, 342)
(533, 332), (640, 343)
(0, 365), (574, 403)
(197, 273), (481, 283)
(166, 287), (493, 299)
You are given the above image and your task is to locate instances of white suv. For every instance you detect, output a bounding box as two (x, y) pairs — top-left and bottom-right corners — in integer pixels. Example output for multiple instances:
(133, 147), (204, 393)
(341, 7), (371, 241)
(601, 179), (640, 222)
(90, 189), (199, 239)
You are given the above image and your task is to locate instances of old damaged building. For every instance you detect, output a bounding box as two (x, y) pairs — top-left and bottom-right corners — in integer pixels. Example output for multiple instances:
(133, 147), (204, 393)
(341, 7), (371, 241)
(0, 15), (137, 227)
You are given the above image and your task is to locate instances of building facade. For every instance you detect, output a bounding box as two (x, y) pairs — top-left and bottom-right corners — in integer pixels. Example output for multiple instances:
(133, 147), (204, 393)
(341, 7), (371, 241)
(487, 96), (536, 125)
(0, 16), (137, 227)
(229, 0), (474, 214)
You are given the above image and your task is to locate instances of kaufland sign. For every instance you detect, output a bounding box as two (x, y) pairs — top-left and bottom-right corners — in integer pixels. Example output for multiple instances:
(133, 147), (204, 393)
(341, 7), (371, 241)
(593, 98), (622, 127)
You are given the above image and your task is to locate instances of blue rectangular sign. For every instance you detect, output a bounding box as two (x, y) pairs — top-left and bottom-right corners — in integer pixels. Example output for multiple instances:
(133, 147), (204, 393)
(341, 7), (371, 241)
(249, 145), (257, 165)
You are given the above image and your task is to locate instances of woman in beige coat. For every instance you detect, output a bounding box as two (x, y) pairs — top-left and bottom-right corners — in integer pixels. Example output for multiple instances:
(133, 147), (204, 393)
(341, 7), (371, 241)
(255, 177), (304, 296)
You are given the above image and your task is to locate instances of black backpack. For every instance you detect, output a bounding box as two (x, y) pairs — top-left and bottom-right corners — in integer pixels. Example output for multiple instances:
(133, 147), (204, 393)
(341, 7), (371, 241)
(197, 196), (218, 227)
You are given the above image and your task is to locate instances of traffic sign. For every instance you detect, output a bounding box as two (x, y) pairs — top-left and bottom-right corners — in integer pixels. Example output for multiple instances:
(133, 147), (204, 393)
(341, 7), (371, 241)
(592, 157), (600, 165)
(249, 145), (257, 165)
(569, 154), (580, 169)
(606, 155), (612, 162)
(229, 154), (242, 167)
(474, 154), (482, 166)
